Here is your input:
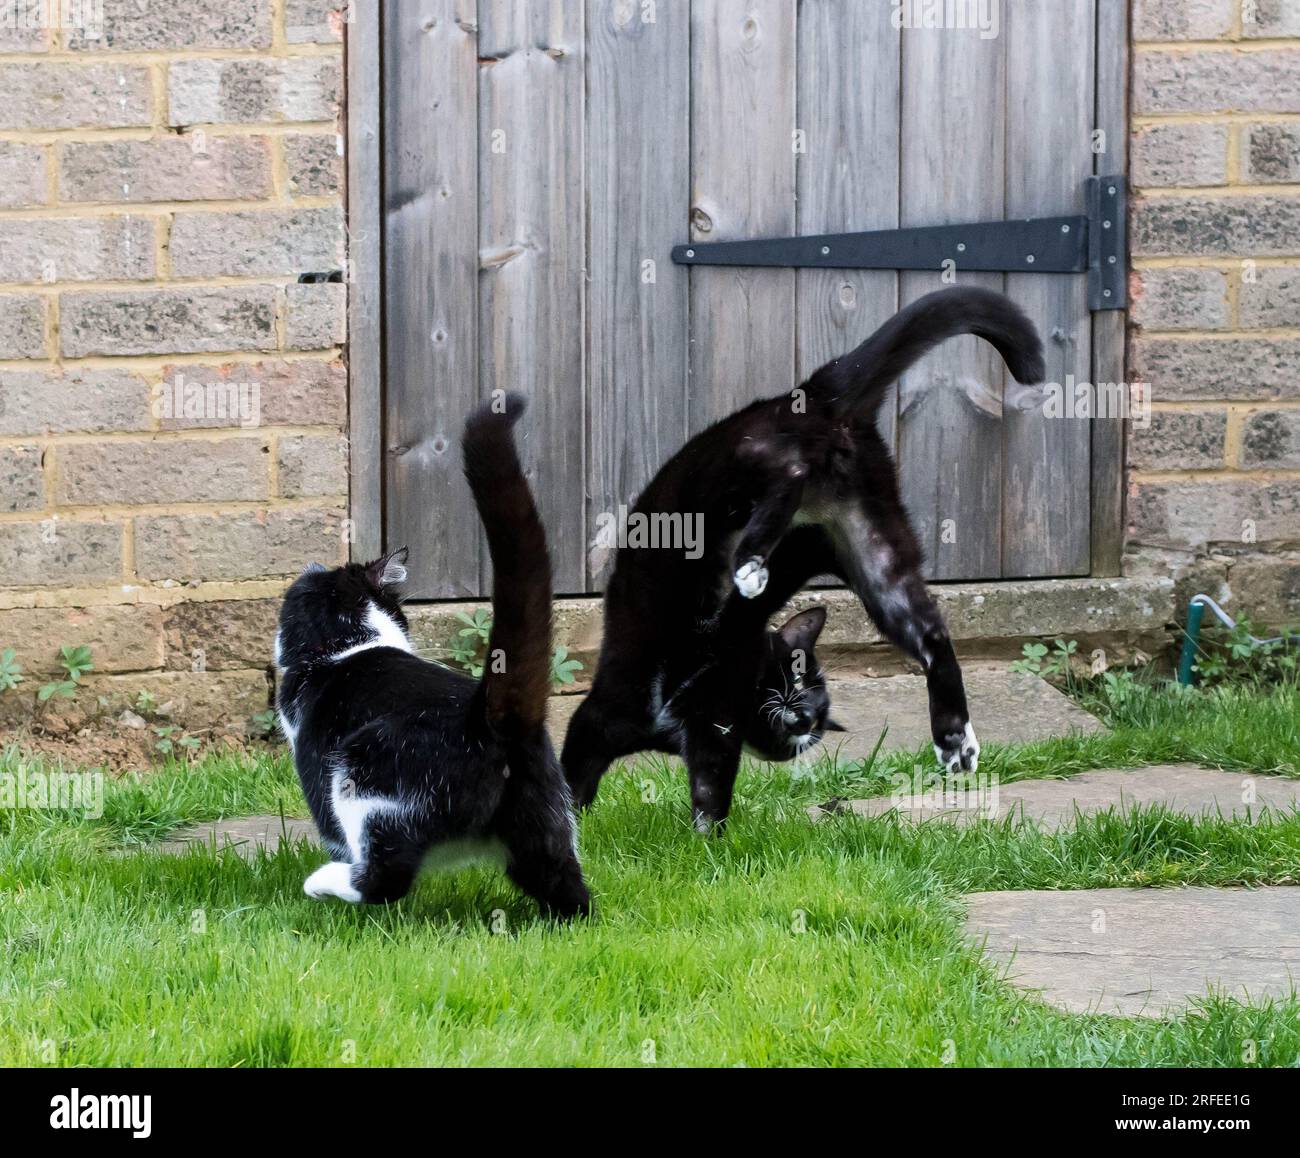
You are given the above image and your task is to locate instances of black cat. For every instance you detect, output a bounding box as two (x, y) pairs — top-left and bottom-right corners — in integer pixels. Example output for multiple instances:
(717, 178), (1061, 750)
(563, 287), (1044, 832)
(275, 396), (590, 918)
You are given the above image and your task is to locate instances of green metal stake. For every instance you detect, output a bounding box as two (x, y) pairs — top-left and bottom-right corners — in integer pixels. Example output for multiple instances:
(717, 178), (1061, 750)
(1177, 598), (1206, 686)
(1177, 593), (1291, 686)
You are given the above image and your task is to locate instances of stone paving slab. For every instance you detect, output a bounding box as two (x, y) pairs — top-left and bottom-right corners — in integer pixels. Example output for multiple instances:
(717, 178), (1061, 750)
(964, 886), (1300, 1017)
(155, 814), (317, 857)
(548, 665), (1102, 766)
(813, 667), (1103, 763)
(810, 764), (1300, 827)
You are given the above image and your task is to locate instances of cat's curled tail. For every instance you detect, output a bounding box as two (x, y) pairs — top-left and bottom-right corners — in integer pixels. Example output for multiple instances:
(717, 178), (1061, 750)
(813, 286), (1046, 418)
(462, 394), (552, 739)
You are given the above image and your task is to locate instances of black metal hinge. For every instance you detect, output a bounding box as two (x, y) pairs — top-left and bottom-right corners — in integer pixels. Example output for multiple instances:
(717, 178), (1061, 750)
(672, 175), (1127, 311)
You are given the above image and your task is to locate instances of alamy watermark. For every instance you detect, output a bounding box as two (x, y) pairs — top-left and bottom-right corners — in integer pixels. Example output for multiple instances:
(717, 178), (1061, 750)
(891, 0), (1000, 39)
(592, 505), (703, 560)
(0, 765), (103, 819)
(890, 765), (1001, 820)
(1017, 376), (1151, 427)
(1, 1), (104, 37)
(151, 372), (262, 429)
(50, 1088), (151, 1139)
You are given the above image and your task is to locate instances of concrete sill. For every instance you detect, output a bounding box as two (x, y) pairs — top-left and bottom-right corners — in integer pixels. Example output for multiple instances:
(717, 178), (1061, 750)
(406, 576), (1176, 677)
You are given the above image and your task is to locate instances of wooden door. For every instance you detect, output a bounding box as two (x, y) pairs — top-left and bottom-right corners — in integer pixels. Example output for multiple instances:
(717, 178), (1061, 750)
(375, 0), (1123, 598)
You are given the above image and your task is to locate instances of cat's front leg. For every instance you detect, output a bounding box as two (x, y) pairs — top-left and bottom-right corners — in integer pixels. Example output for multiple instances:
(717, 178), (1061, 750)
(561, 688), (652, 809)
(682, 725), (744, 834)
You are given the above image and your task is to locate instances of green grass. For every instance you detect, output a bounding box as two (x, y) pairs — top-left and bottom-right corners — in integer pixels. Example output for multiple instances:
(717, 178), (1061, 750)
(1, 677), (1298, 1067)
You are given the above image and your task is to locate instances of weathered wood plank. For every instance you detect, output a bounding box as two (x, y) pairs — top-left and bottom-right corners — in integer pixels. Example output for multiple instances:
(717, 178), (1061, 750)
(689, 0), (797, 430)
(1003, 0), (1095, 578)
(897, 21), (1007, 580)
(1092, 0), (1130, 577)
(346, 3), (382, 563)
(585, 0), (689, 588)
(795, 0), (900, 451)
(382, 0), (480, 597)
(479, 1), (586, 593)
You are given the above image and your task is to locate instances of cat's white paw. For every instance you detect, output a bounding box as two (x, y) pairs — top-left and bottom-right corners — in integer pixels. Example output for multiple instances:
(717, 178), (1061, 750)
(934, 722), (980, 774)
(304, 861), (362, 903)
(734, 558), (769, 599)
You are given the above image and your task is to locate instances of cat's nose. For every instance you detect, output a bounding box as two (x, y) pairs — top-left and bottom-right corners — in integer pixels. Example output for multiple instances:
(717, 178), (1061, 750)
(784, 707), (813, 730)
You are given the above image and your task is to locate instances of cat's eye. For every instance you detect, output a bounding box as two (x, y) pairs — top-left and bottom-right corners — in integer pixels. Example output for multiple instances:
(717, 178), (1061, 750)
(792, 676), (803, 689)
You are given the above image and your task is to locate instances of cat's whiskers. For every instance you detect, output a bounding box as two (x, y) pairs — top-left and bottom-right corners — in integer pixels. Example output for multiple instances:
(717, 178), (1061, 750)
(776, 669), (793, 699)
(759, 691), (784, 723)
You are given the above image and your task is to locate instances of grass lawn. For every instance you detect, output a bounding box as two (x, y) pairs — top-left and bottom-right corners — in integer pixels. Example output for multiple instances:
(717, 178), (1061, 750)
(2, 677), (1298, 1067)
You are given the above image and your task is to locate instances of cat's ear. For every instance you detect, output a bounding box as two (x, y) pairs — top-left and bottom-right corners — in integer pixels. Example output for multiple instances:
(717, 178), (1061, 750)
(301, 561), (326, 575)
(824, 718), (848, 733)
(365, 547), (409, 589)
(777, 606), (827, 652)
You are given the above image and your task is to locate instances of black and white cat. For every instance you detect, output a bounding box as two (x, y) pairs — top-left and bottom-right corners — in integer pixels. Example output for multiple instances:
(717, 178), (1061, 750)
(275, 396), (590, 918)
(563, 287), (1045, 832)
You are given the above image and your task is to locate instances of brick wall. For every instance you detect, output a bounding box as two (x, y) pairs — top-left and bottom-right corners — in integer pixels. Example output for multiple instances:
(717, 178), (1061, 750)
(1, 2), (1297, 742)
(0, 0), (348, 735)
(1128, 0), (1300, 622)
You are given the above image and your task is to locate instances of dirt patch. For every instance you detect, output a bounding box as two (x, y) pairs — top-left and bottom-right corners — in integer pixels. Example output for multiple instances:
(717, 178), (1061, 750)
(4, 724), (277, 773)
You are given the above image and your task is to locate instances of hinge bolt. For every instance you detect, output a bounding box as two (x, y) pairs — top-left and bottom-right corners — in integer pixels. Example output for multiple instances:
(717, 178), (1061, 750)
(1061, 224), (1070, 233)
(685, 248), (695, 259)
(821, 245), (830, 256)
(1026, 254), (1035, 264)
(957, 243), (966, 252)
(1103, 220), (1112, 229)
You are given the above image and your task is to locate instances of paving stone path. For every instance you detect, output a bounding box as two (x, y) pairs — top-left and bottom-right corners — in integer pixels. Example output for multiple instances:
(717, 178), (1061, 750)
(964, 886), (1300, 1017)
(814, 755), (1300, 1015)
(810, 764), (1300, 827)
(155, 814), (316, 857)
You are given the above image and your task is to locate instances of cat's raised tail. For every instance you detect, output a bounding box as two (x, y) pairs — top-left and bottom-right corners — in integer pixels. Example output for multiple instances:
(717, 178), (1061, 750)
(812, 286), (1046, 418)
(462, 394), (552, 738)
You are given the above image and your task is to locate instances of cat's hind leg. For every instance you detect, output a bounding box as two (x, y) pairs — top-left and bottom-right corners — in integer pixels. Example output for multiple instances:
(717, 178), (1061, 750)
(304, 746), (425, 904)
(303, 804), (423, 906)
(304, 812), (423, 905)
(304, 860), (362, 903)
(495, 739), (591, 920)
(349, 808), (424, 904)
(732, 464), (807, 599)
(829, 509), (979, 774)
